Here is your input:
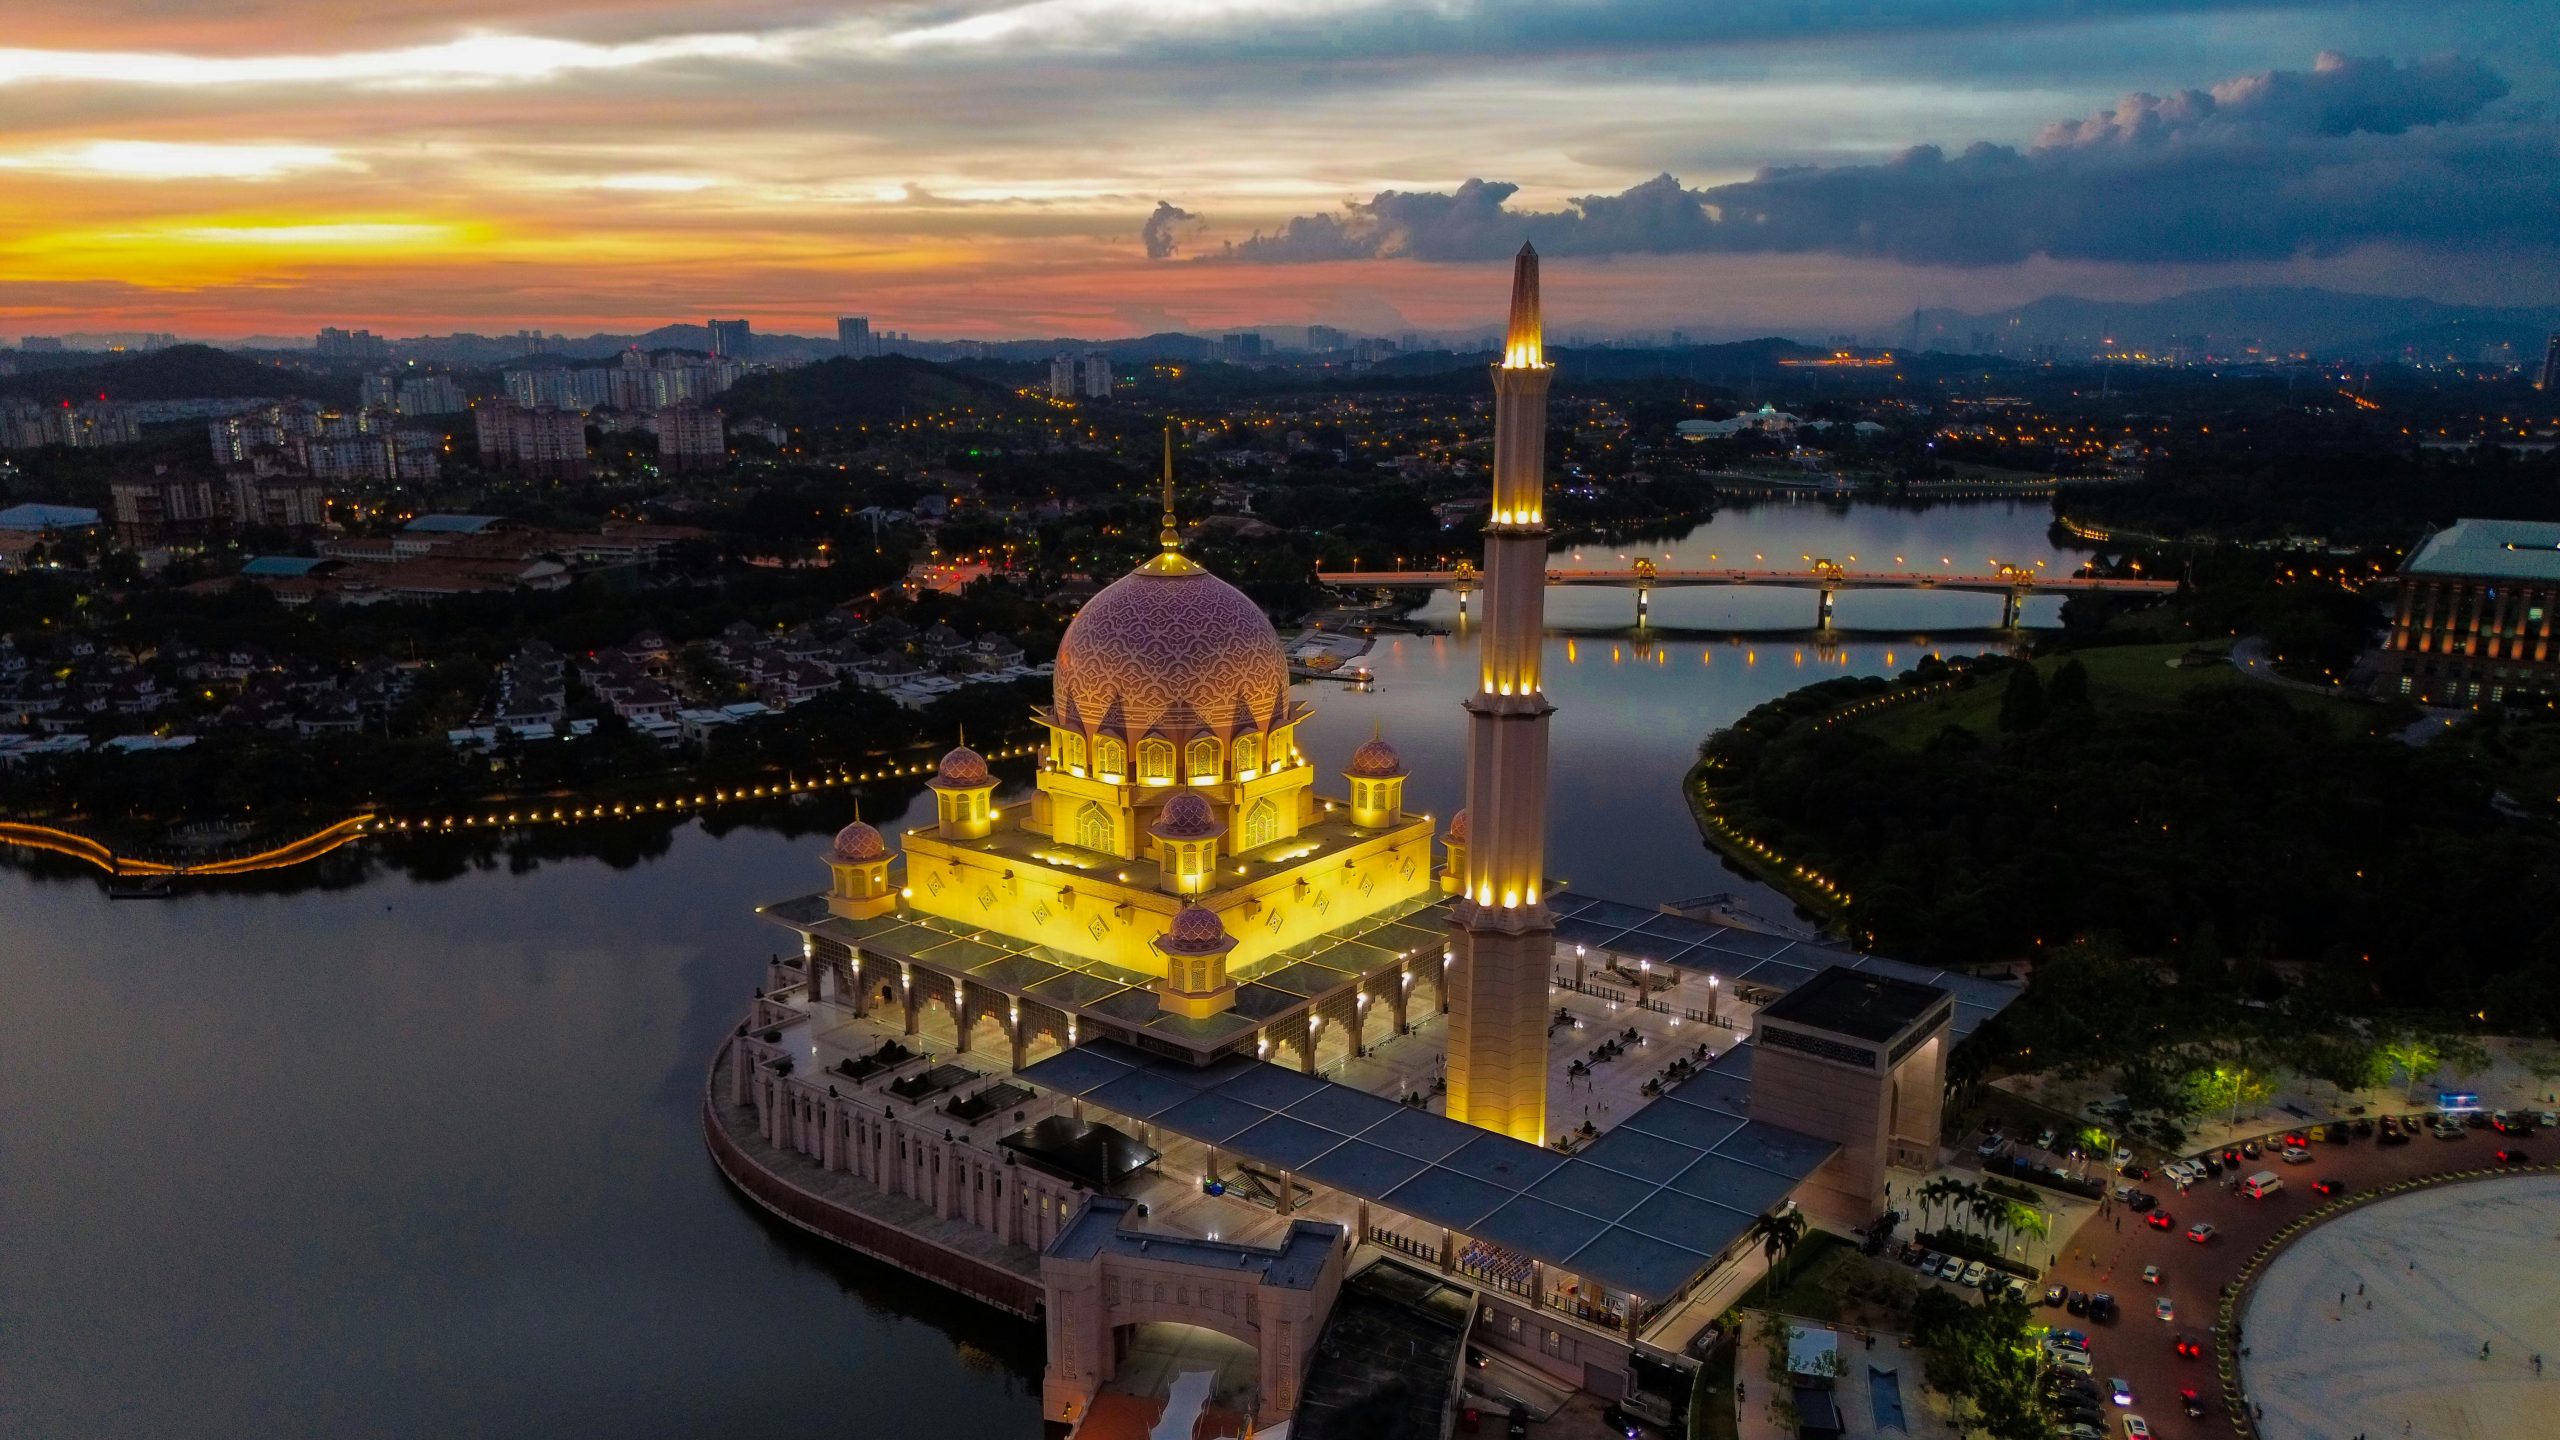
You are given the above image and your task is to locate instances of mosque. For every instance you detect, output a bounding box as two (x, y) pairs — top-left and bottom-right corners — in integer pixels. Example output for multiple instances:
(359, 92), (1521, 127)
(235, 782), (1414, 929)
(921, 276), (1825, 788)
(706, 249), (2017, 1438)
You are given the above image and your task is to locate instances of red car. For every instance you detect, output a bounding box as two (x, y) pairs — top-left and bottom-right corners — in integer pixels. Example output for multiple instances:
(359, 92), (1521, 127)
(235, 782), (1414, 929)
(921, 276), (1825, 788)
(2144, 1211), (2175, 1230)
(2173, 1335), (2205, 1359)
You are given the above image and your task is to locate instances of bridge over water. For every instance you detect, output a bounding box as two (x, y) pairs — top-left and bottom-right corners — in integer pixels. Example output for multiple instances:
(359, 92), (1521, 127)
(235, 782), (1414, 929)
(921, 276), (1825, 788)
(1317, 560), (2177, 629)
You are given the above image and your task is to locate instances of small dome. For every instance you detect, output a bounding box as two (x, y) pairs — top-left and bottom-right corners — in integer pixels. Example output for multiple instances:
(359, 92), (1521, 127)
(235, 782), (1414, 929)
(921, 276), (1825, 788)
(829, 821), (886, 863)
(1158, 902), (1236, 955)
(932, 744), (991, 789)
(1149, 790), (1226, 840)
(1445, 809), (1469, 843)
(1347, 736), (1406, 778)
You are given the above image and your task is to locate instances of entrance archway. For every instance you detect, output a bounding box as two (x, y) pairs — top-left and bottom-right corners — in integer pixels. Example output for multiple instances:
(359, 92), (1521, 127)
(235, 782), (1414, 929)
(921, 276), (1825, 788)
(1098, 1321), (1260, 1440)
(1311, 1013), (1354, 1074)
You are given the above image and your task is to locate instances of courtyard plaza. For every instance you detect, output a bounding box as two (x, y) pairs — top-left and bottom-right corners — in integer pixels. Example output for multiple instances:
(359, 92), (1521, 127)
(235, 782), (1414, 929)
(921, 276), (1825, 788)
(754, 936), (1796, 1351)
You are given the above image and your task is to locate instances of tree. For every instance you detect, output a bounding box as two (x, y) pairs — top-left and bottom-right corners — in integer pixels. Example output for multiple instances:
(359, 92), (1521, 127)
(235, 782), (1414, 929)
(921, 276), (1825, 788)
(1750, 1206), (1809, 1288)
(2046, 658), (2091, 713)
(1997, 664), (2045, 733)
(2181, 1062), (2275, 1127)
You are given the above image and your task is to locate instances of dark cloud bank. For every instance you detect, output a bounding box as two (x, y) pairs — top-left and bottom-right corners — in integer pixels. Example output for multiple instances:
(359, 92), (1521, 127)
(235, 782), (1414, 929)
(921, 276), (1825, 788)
(1164, 54), (2554, 267)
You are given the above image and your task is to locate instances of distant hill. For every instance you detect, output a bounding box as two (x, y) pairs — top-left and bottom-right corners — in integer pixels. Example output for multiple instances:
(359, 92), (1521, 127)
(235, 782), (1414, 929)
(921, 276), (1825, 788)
(1906, 286), (2560, 361)
(717, 355), (1032, 427)
(0, 344), (350, 405)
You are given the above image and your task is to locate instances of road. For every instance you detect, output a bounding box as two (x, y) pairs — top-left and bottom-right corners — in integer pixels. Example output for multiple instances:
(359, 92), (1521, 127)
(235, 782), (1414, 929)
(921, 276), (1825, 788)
(2031, 1117), (2536, 1437)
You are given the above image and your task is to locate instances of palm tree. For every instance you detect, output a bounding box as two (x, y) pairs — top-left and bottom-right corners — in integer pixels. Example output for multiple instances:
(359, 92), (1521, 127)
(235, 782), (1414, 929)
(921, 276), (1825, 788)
(1751, 1206), (1810, 1288)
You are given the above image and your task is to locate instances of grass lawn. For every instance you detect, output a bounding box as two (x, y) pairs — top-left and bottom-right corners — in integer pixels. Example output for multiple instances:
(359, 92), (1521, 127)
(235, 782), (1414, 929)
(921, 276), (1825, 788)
(1690, 1342), (1739, 1440)
(1737, 1230), (1860, 1320)
(1852, 641), (2381, 748)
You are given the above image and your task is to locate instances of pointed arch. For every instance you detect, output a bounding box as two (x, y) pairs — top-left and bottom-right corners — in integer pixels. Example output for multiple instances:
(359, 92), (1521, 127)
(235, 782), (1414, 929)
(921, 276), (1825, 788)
(1093, 735), (1126, 780)
(1185, 735), (1221, 782)
(1058, 730), (1087, 772)
(1075, 802), (1116, 855)
(1137, 737), (1175, 783)
(1243, 797), (1280, 850)
(1232, 732), (1262, 775)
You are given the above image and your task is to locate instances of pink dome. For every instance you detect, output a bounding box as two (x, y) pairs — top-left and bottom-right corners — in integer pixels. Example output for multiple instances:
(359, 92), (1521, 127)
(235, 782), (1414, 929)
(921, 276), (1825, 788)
(1445, 809), (1469, 843)
(1052, 562), (1288, 739)
(932, 744), (990, 788)
(1150, 790), (1226, 840)
(829, 820), (887, 862)
(1347, 736), (1406, 778)
(1159, 903), (1236, 955)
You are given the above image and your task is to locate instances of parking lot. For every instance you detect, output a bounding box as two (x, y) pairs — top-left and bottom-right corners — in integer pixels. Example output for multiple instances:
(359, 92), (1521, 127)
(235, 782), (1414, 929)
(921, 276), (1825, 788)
(2027, 1112), (2552, 1438)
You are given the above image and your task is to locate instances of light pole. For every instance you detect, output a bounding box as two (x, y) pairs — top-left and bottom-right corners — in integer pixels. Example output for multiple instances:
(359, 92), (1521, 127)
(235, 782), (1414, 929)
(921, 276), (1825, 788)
(1708, 974), (1721, 1024)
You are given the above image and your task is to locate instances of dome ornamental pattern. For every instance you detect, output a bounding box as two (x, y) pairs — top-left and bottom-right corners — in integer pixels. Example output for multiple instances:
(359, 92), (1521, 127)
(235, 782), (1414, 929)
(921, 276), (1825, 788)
(1347, 736), (1406, 778)
(828, 820), (887, 863)
(1149, 791), (1226, 841)
(1160, 902), (1236, 954)
(1446, 809), (1469, 842)
(932, 744), (991, 789)
(1052, 565), (1290, 742)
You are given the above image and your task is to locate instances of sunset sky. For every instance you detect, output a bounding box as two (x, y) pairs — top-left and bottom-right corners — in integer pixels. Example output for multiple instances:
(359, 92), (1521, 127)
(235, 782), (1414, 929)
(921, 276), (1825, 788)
(3, 1), (2554, 341)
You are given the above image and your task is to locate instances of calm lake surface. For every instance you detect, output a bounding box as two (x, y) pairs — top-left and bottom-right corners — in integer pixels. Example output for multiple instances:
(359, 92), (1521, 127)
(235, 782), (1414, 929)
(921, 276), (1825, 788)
(0, 501), (2083, 1439)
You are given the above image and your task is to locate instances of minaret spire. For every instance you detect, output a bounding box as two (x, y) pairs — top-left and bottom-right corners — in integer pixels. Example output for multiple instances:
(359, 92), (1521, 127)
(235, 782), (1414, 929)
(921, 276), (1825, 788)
(1502, 242), (1543, 370)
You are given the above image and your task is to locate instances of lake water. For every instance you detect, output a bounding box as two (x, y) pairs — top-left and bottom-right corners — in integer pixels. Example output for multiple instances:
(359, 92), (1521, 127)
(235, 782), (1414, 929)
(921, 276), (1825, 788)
(0, 501), (2083, 1439)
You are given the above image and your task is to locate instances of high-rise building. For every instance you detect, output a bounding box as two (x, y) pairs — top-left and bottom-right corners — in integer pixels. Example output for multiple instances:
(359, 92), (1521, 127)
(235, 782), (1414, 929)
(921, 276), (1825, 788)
(395, 375), (467, 416)
(1220, 332), (1263, 363)
(1443, 244), (1557, 1146)
(1048, 354), (1079, 400)
(651, 406), (726, 471)
(110, 468), (225, 547)
(20, 336), (65, 353)
(360, 373), (397, 410)
(3, 401), (140, 451)
(1306, 325), (1348, 353)
(2541, 332), (2560, 392)
(707, 319), (753, 361)
(315, 327), (388, 361)
(1080, 353), (1112, 399)
(472, 399), (589, 481)
(837, 317), (873, 358)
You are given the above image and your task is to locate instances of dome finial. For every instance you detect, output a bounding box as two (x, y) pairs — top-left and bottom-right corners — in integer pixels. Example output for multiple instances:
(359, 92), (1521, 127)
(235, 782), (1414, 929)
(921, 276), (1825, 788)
(1159, 421), (1179, 553)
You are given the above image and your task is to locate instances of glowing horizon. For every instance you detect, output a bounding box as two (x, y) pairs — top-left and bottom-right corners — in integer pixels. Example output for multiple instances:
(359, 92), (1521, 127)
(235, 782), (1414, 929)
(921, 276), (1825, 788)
(0, 2), (2551, 342)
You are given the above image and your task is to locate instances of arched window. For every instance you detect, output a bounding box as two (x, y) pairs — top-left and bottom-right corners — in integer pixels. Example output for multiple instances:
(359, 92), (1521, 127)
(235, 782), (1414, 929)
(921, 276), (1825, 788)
(1074, 802), (1115, 854)
(1058, 731), (1086, 772)
(1186, 736), (1221, 782)
(1232, 732), (1262, 775)
(1137, 737), (1174, 783)
(1093, 735), (1126, 780)
(1243, 797), (1280, 850)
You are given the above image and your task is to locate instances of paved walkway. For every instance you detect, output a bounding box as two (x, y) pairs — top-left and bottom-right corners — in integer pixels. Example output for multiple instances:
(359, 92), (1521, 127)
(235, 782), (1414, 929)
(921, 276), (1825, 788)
(2240, 1175), (2560, 1440)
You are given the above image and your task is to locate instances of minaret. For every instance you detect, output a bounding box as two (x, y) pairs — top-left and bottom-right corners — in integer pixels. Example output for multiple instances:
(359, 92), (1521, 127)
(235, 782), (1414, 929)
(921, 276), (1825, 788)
(1445, 244), (1557, 1145)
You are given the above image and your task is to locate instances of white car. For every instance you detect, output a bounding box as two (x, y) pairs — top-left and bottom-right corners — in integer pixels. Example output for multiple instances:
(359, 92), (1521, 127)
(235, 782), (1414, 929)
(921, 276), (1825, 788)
(2154, 1296), (2175, 1322)
(2122, 1416), (2151, 1440)
(1960, 1260), (1987, 1287)
(2282, 1144), (2313, 1163)
(2055, 1348), (2094, 1374)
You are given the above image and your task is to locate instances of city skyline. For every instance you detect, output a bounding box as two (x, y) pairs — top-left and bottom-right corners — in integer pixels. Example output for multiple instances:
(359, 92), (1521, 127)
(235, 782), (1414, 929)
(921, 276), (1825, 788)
(3, 3), (2557, 343)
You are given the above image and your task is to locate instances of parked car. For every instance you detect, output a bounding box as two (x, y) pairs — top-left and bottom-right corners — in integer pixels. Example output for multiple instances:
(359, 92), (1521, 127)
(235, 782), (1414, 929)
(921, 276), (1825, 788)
(2067, 1291), (2091, 1316)
(2281, 1145), (2313, 1163)
(2123, 1415), (2152, 1440)
(2036, 1128), (2058, 1151)
(2045, 1285), (2069, 1307)
(2089, 1293), (2118, 1323)
(1960, 1260), (1987, 1288)
(2120, 1163), (2150, 1181)
(2044, 1328), (2090, 1350)
(1977, 1135), (2008, 1159)
(2056, 1349), (2095, 1375)
(2127, 1192), (2157, 1213)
